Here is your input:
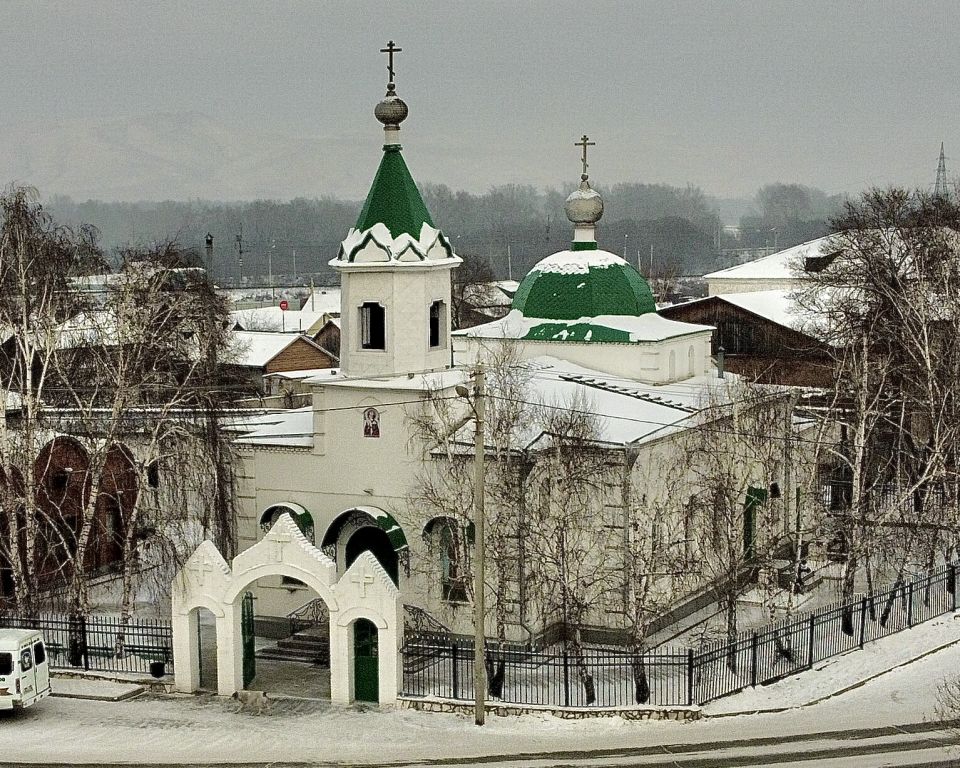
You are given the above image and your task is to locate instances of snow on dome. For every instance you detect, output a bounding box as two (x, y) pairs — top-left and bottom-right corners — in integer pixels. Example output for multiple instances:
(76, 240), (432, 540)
(529, 249), (623, 276)
(511, 249), (656, 321)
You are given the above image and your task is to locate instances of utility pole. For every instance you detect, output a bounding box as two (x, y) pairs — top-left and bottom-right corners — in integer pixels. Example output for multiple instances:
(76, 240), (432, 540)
(235, 224), (244, 287)
(269, 238), (276, 297)
(507, 244), (513, 282)
(459, 367), (487, 725)
(935, 142), (950, 199)
(292, 248), (297, 283)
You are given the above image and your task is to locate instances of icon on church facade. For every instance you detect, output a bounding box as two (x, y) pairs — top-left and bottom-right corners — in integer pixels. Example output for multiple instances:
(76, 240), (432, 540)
(363, 407), (381, 438)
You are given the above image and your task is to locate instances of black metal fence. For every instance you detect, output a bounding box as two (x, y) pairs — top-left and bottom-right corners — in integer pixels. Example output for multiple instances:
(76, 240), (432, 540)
(402, 561), (959, 707)
(403, 638), (691, 707)
(0, 613), (174, 676)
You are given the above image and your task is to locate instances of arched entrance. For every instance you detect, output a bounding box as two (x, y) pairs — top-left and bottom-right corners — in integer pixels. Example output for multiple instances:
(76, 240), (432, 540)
(194, 606), (219, 691)
(321, 506), (407, 587)
(171, 515), (402, 705)
(353, 618), (379, 703)
(346, 527), (398, 584)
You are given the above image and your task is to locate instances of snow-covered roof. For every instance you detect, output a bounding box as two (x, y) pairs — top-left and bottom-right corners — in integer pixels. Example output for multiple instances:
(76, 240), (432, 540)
(455, 309), (713, 344)
(230, 306), (327, 334)
(333, 222), (462, 266)
(452, 356), (740, 450)
(704, 236), (836, 281)
(232, 407), (314, 448)
(302, 367), (469, 391)
(299, 287), (341, 316)
(55, 310), (121, 349)
(681, 289), (811, 333)
(227, 330), (320, 368)
(264, 368), (340, 381)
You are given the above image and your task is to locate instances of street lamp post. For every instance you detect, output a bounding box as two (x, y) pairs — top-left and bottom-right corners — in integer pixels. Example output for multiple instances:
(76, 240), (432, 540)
(457, 367), (487, 726)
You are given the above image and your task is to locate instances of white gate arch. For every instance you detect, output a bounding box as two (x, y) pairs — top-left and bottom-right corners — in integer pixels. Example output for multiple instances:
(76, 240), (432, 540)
(171, 513), (402, 705)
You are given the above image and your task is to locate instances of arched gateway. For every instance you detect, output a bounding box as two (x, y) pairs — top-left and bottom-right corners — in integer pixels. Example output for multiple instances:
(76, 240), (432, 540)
(171, 514), (401, 705)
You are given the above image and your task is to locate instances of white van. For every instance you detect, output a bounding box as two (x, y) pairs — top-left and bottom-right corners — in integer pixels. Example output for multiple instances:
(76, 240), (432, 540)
(0, 629), (52, 710)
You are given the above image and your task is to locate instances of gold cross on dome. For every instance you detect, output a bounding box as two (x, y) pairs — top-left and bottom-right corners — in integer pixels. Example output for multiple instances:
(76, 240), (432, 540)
(380, 40), (402, 83)
(575, 134), (596, 177)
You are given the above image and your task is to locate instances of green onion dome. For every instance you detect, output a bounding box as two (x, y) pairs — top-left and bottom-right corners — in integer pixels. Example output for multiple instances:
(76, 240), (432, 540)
(512, 249), (656, 321)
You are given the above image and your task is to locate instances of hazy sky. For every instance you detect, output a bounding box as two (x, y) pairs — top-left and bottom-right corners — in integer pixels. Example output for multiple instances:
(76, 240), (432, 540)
(1, 1), (958, 201)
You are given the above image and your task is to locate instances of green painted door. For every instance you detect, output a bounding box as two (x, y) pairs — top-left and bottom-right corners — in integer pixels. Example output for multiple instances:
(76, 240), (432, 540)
(241, 592), (256, 688)
(353, 618), (379, 703)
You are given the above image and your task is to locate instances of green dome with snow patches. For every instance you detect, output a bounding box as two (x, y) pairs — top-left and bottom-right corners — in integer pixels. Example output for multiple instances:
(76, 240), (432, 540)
(512, 250), (657, 321)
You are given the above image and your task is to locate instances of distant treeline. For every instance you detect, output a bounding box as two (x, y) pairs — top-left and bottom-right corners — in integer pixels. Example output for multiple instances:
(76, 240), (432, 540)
(45, 182), (845, 285)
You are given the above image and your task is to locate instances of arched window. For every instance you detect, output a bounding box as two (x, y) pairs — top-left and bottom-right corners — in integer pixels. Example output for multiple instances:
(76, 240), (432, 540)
(687, 345), (695, 377)
(668, 350), (677, 380)
(429, 300), (446, 349)
(259, 503), (315, 544)
(424, 517), (467, 602)
(360, 302), (385, 350)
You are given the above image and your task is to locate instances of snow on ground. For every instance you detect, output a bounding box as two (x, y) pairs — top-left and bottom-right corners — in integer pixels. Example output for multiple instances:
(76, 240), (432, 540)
(3, 613), (959, 765)
(704, 611), (960, 714)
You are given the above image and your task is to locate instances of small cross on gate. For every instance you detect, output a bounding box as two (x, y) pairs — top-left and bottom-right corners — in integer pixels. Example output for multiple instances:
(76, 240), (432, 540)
(188, 556), (214, 587)
(270, 531), (293, 562)
(352, 569), (376, 598)
(575, 134), (595, 177)
(380, 40), (402, 83)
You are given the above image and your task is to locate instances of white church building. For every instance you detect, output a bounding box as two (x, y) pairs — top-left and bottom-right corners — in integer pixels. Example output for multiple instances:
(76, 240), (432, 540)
(174, 51), (814, 705)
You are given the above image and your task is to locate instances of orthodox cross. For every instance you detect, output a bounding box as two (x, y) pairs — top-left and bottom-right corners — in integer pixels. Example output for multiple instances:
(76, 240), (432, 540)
(575, 134), (595, 177)
(188, 556), (215, 587)
(270, 530), (293, 562)
(352, 568), (376, 597)
(380, 40), (402, 83)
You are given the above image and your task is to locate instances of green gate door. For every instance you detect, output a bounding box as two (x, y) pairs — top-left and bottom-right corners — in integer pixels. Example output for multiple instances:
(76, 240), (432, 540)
(353, 618), (379, 703)
(241, 592), (256, 688)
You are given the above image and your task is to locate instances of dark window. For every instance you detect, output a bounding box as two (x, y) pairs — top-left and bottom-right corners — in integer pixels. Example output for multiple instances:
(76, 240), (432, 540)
(50, 470), (70, 495)
(146, 461), (160, 488)
(0, 652), (11, 675)
(360, 302), (385, 350)
(33, 642), (45, 665)
(20, 648), (31, 671)
(429, 300), (445, 348)
(438, 522), (467, 602)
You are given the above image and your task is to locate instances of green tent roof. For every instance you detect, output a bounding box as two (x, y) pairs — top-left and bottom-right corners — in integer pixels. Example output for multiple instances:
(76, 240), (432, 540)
(512, 254), (656, 322)
(355, 146), (434, 239)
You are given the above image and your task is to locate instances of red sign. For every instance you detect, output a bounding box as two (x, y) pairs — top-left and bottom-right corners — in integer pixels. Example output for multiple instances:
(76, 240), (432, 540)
(279, 300), (289, 311)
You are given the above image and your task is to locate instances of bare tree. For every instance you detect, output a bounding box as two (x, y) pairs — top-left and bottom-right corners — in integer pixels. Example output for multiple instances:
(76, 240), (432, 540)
(797, 189), (960, 621)
(675, 380), (795, 657)
(0, 189), (235, 636)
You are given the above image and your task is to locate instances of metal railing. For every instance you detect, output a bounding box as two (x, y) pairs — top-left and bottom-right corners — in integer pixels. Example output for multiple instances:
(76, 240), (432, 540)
(0, 612), (174, 676)
(402, 561), (959, 708)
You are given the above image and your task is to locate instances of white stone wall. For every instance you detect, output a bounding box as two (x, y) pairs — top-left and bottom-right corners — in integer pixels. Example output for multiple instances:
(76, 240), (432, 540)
(235, 379), (467, 626)
(456, 331), (714, 385)
(338, 264), (456, 378)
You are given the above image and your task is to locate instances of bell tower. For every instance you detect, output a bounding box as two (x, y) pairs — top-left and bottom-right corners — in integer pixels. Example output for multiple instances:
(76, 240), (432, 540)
(330, 41), (461, 379)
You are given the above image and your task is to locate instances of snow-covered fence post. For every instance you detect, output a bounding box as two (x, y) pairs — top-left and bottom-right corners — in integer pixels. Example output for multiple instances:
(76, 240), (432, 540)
(451, 642), (459, 700)
(858, 597), (867, 649)
(951, 564), (958, 613)
(907, 580), (914, 628)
